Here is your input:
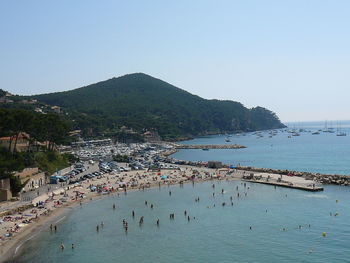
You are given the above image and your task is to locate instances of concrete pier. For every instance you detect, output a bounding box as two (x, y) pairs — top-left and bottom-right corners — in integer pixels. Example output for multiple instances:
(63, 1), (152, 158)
(238, 171), (324, 192)
(243, 179), (324, 192)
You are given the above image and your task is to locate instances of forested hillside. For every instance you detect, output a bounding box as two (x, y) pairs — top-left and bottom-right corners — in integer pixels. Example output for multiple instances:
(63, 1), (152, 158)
(29, 73), (285, 139)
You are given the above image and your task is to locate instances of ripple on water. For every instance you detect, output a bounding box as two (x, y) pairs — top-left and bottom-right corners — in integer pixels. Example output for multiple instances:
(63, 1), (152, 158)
(14, 183), (350, 263)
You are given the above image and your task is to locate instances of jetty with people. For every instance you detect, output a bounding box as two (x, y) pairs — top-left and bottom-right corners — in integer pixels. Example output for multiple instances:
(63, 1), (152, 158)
(241, 172), (324, 192)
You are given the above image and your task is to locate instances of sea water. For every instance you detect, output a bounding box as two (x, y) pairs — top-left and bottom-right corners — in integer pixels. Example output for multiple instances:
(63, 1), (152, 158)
(12, 121), (350, 262)
(172, 121), (350, 175)
(13, 181), (350, 263)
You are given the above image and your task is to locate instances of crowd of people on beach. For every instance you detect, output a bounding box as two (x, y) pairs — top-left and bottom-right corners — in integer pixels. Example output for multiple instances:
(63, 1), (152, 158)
(0, 165), (229, 255)
(1, 163), (328, 259)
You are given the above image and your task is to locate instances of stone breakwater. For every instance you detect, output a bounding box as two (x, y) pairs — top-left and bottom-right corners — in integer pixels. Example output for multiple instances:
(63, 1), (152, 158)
(236, 166), (350, 186)
(161, 144), (245, 157)
(175, 144), (246, 149)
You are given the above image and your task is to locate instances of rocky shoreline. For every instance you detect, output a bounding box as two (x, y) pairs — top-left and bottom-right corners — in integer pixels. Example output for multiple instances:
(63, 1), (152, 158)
(236, 166), (350, 186)
(175, 144), (246, 149)
(160, 143), (350, 187)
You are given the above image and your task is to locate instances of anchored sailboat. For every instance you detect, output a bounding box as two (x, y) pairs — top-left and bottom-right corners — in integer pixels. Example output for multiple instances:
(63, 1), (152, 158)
(336, 122), (346, 136)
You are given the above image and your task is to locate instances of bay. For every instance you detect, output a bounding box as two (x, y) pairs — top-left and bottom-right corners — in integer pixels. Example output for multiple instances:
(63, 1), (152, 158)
(172, 121), (350, 175)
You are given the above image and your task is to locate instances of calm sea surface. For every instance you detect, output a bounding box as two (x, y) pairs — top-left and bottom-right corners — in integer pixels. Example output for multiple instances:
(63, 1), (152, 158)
(173, 121), (350, 175)
(13, 121), (350, 263)
(15, 182), (350, 263)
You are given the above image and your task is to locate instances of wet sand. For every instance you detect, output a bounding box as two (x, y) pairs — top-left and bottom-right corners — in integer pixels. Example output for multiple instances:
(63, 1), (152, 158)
(0, 165), (318, 262)
(0, 165), (220, 262)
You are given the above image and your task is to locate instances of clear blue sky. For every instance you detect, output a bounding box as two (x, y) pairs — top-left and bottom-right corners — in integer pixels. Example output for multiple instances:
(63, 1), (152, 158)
(1, 0), (349, 122)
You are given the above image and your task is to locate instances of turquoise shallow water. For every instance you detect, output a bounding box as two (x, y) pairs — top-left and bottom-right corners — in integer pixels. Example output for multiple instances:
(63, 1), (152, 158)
(14, 181), (350, 263)
(172, 121), (350, 175)
(12, 121), (350, 262)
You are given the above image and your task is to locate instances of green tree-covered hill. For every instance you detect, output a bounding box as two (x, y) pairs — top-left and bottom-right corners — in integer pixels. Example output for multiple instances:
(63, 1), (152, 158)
(30, 73), (285, 139)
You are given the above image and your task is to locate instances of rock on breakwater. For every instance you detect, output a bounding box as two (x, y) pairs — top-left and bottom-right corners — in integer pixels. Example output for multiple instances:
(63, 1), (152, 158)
(236, 166), (350, 186)
(175, 144), (246, 149)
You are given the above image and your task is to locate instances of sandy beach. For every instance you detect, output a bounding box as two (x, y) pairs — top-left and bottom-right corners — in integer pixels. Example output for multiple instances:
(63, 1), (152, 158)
(0, 164), (318, 262)
(0, 164), (220, 262)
